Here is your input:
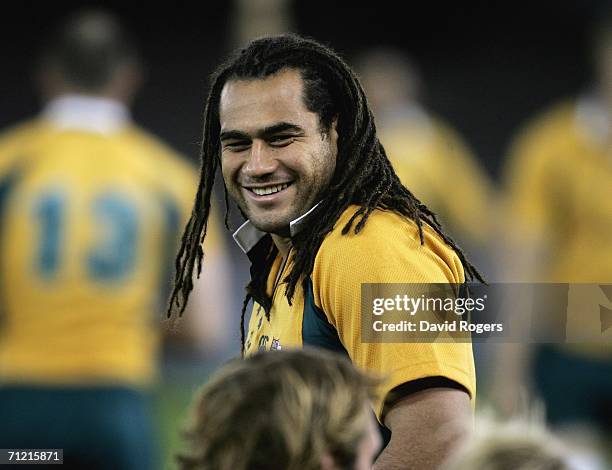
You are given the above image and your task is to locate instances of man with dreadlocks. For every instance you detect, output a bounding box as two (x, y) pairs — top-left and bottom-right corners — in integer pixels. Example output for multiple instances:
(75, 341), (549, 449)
(170, 34), (480, 469)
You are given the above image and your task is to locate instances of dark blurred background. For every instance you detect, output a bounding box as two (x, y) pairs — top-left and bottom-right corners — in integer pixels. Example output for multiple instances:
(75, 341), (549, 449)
(1, 0), (608, 180)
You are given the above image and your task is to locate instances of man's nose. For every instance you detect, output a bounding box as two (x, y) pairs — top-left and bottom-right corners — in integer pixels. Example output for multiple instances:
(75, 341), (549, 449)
(242, 140), (277, 177)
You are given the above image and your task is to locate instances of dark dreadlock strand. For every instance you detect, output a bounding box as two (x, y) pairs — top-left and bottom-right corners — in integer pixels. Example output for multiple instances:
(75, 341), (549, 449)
(239, 293), (252, 355)
(167, 34), (484, 348)
(236, 240), (280, 355)
(223, 186), (231, 230)
(167, 70), (229, 317)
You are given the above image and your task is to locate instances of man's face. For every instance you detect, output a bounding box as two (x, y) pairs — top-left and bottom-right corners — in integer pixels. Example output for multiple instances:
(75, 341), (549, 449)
(219, 68), (337, 234)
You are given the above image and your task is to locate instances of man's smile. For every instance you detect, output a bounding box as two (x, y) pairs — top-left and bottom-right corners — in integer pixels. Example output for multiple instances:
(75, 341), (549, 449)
(243, 182), (294, 202)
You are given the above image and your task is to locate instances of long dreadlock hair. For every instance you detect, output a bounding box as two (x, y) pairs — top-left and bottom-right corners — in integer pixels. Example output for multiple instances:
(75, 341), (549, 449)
(168, 34), (484, 354)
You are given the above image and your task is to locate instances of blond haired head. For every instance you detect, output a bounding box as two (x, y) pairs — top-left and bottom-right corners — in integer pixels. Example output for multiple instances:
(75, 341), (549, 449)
(178, 348), (381, 470)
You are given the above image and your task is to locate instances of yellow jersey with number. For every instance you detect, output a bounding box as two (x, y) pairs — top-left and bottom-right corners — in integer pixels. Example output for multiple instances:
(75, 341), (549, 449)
(0, 118), (197, 386)
(241, 206), (476, 418)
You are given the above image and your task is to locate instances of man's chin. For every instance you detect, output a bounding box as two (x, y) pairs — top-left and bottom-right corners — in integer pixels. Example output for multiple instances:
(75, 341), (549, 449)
(249, 218), (292, 237)
(244, 204), (312, 235)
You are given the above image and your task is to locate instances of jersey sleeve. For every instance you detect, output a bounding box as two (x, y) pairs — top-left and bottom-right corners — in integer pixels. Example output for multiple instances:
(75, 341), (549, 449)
(311, 208), (475, 418)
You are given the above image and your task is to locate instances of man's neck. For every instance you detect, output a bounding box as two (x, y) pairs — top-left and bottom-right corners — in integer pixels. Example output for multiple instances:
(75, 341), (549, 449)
(271, 234), (292, 259)
(42, 94), (130, 134)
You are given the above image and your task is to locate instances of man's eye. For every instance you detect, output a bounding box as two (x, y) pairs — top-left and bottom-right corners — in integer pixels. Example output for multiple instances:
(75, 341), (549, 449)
(269, 135), (293, 146)
(224, 142), (250, 151)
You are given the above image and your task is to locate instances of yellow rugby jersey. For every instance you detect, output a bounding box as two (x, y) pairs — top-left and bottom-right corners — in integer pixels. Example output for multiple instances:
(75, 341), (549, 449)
(503, 99), (612, 283)
(238, 205), (475, 418)
(0, 113), (198, 386)
(381, 114), (493, 246)
(503, 98), (612, 356)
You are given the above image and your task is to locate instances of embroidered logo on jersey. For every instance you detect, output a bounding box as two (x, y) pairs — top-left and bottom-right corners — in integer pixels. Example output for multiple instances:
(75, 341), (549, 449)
(270, 337), (282, 351)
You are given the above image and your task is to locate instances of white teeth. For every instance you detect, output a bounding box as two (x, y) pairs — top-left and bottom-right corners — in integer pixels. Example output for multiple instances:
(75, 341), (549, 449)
(252, 183), (289, 196)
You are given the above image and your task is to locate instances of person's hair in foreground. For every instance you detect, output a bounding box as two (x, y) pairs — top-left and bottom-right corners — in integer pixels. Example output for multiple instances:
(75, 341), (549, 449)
(442, 415), (572, 470)
(168, 34), (483, 346)
(177, 348), (381, 470)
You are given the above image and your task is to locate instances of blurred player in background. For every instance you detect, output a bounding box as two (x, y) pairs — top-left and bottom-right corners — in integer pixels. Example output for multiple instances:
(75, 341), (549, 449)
(230, 0), (293, 49)
(0, 9), (230, 469)
(494, 9), (612, 456)
(178, 348), (382, 470)
(355, 49), (494, 259)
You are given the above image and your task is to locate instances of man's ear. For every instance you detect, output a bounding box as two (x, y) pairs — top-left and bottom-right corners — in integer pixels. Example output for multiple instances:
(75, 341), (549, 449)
(329, 116), (339, 147)
(36, 62), (64, 102)
(326, 115), (339, 162)
(112, 59), (144, 104)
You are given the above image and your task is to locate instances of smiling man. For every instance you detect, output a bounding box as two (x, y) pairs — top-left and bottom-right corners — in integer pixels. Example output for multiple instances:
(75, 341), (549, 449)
(219, 69), (336, 236)
(170, 34), (481, 469)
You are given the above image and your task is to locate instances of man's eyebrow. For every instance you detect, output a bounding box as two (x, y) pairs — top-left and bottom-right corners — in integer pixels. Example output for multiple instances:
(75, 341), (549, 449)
(220, 122), (304, 141)
(220, 129), (249, 142)
(260, 122), (304, 137)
